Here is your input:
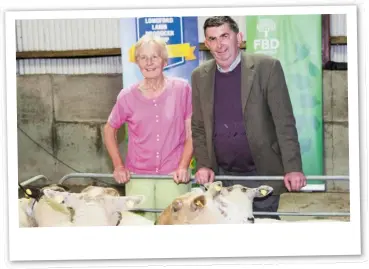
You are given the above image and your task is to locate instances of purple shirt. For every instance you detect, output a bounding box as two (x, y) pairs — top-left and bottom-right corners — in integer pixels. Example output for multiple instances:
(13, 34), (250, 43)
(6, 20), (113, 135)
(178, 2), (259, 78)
(213, 62), (256, 173)
(107, 77), (192, 175)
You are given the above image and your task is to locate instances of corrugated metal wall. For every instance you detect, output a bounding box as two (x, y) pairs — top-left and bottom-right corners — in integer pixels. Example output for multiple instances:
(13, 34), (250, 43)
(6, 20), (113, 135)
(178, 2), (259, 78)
(330, 45), (347, 63)
(16, 57), (123, 74)
(16, 14), (347, 75)
(329, 14), (347, 63)
(16, 19), (120, 51)
(16, 18), (122, 75)
(330, 14), (347, 36)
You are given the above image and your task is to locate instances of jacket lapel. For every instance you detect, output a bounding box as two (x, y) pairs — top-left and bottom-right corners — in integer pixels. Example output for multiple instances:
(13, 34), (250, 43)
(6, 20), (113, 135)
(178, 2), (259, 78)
(200, 60), (216, 160)
(241, 52), (256, 116)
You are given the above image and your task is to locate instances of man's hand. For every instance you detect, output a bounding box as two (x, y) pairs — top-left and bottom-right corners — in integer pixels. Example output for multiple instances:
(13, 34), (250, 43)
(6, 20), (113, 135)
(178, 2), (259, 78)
(113, 166), (131, 184)
(284, 172), (306, 191)
(172, 168), (191, 184)
(195, 167), (215, 185)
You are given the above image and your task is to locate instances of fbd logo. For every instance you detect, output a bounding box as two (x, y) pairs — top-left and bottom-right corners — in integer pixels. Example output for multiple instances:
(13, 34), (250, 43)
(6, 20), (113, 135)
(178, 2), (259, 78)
(253, 18), (280, 55)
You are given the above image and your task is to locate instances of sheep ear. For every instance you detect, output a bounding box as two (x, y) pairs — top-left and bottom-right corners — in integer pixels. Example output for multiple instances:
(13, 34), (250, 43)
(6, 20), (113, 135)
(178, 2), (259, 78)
(105, 188), (120, 196)
(42, 189), (58, 199)
(43, 189), (69, 199)
(204, 181), (222, 191)
(171, 199), (183, 212)
(253, 185), (273, 198)
(212, 181), (222, 192)
(130, 195), (145, 207)
(206, 181), (223, 197)
(80, 185), (94, 193)
(191, 195), (206, 211)
(203, 183), (211, 190)
(43, 189), (69, 205)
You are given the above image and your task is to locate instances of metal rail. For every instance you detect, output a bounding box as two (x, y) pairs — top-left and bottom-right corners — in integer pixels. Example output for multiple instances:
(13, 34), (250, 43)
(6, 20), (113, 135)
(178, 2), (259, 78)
(58, 172), (349, 185)
(128, 208), (350, 217)
(15, 172), (348, 218)
(19, 175), (49, 187)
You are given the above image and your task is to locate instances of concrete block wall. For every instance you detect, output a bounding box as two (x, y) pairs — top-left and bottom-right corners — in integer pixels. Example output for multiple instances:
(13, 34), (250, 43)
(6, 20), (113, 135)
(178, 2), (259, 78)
(16, 70), (349, 191)
(322, 70), (349, 191)
(17, 74), (124, 185)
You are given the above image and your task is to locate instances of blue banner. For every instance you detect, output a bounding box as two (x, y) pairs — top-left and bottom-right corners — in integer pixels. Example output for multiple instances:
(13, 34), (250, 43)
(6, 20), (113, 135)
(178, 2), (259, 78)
(120, 16), (199, 86)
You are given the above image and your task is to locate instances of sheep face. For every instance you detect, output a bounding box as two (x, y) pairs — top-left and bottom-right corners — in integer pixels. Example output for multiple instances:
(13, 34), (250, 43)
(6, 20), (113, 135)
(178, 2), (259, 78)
(156, 182), (225, 225)
(219, 184), (274, 204)
(216, 184), (274, 223)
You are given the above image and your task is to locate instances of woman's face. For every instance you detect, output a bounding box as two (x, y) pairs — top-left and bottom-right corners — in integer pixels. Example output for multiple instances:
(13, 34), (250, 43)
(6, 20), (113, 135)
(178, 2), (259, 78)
(136, 42), (167, 79)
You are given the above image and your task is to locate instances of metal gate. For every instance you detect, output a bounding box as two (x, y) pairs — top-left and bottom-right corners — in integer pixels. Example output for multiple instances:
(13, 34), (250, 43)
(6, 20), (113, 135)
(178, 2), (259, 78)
(18, 173), (350, 218)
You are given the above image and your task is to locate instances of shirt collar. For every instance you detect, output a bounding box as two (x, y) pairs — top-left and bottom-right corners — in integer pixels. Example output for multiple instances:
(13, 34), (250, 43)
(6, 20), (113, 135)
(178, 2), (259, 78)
(216, 51), (241, 73)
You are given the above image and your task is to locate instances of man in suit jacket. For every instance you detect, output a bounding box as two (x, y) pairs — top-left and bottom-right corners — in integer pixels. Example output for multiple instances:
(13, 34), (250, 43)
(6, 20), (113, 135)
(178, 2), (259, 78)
(191, 16), (306, 219)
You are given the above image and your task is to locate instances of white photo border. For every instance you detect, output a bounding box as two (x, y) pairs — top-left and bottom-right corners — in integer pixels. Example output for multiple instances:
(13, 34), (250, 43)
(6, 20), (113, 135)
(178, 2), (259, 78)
(4, 4), (362, 264)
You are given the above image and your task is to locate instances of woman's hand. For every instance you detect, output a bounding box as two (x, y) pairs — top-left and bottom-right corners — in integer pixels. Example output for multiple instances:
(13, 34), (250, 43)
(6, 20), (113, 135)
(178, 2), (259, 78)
(172, 168), (191, 184)
(113, 166), (131, 184)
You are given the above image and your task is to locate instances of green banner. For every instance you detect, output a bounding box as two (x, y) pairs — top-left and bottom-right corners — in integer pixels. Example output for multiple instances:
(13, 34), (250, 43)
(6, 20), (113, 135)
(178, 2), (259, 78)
(246, 15), (324, 191)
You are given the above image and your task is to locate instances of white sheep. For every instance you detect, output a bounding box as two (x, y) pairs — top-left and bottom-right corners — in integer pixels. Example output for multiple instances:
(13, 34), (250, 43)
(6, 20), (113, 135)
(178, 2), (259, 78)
(208, 182), (346, 224)
(209, 182), (274, 224)
(40, 189), (145, 227)
(156, 181), (231, 225)
(18, 184), (70, 228)
(20, 184), (153, 227)
(78, 185), (155, 226)
(156, 181), (281, 225)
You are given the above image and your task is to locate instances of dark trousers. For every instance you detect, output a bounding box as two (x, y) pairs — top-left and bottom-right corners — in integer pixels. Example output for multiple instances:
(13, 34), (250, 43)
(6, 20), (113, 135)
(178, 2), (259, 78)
(217, 167), (281, 220)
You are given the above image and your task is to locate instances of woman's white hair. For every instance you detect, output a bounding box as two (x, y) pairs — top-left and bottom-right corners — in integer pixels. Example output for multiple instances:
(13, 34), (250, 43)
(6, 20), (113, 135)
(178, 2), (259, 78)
(134, 33), (169, 63)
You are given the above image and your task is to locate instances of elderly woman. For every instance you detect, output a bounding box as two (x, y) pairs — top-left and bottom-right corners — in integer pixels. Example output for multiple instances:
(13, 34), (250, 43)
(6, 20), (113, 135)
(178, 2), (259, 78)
(103, 33), (193, 221)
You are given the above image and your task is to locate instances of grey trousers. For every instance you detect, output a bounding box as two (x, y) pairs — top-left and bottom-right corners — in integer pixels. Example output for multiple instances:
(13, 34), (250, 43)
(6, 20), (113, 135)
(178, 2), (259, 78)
(217, 167), (281, 220)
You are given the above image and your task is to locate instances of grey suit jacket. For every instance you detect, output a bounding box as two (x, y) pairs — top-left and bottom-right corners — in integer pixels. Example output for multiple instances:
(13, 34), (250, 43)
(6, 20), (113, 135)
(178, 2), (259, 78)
(191, 51), (303, 195)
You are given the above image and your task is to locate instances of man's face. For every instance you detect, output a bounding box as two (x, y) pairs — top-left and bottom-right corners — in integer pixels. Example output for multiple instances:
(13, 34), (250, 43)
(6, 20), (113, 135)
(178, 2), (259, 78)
(204, 23), (243, 71)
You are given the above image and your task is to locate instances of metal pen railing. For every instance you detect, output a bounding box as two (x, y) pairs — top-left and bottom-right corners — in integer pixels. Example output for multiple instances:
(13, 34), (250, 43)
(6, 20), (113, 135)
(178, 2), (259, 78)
(128, 208), (350, 217)
(18, 174), (49, 188)
(19, 172), (350, 218)
(57, 172), (349, 186)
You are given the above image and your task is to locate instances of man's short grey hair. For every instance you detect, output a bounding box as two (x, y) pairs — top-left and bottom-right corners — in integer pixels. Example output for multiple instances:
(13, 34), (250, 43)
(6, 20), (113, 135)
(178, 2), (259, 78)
(134, 33), (169, 63)
(203, 16), (239, 36)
